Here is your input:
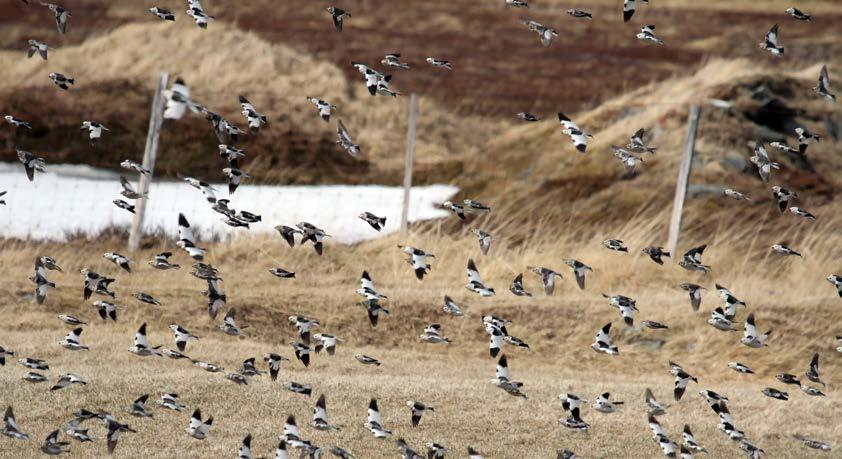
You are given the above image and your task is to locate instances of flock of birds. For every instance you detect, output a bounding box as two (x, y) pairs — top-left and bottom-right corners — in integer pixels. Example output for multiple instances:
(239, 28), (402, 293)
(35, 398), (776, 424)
(1, 0), (841, 458)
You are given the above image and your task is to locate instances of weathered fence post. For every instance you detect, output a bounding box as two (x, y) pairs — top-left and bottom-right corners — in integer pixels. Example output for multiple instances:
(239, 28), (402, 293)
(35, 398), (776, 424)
(667, 105), (701, 256)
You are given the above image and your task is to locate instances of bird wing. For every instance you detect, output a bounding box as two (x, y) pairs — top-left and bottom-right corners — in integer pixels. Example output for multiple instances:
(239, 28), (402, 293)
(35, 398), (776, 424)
(467, 259), (484, 285)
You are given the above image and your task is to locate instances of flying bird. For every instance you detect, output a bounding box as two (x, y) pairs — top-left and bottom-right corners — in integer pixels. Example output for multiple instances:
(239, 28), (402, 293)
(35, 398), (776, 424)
(760, 24), (784, 56)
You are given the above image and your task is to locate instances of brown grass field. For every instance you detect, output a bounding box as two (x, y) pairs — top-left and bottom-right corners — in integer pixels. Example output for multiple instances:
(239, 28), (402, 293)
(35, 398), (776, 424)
(2, 0), (842, 457)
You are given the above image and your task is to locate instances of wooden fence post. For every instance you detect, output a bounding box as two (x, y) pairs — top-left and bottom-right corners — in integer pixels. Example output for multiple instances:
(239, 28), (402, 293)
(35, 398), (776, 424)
(401, 93), (419, 233)
(666, 105), (701, 257)
(128, 72), (169, 251)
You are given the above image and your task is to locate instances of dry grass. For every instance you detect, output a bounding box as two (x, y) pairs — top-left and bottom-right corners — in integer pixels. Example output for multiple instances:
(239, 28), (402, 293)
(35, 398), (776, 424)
(1, 208), (841, 457)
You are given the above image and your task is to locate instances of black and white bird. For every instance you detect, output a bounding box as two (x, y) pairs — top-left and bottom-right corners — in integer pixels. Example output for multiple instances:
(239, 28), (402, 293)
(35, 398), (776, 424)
(113, 199), (136, 214)
(506, 0), (529, 7)
(567, 9), (592, 20)
(365, 400), (393, 439)
(27, 40), (50, 60)
(239, 96), (267, 134)
(682, 425), (706, 454)
(42, 2), (71, 34)
(528, 266), (562, 295)
(642, 246), (670, 265)
(133, 292), (161, 306)
(786, 7), (811, 21)
(148, 252), (179, 270)
(16, 148), (46, 182)
(466, 259), (495, 296)
(381, 53), (410, 69)
(509, 273), (532, 297)
(182, 176), (217, 203)
(297, 222), (331, 256)
(313, 333), (343, 355)
(30, 257), (55, 304)
(789, 206), (816, 221)
(177, 213), (206, 261)
(218, 145), (245, 166)
(771, 186), (797, 212)
(611, 145), (644, 175)
(814, 65), (836, 102)
(275, 225), (303, 247)
(750, 141), (780, 182)
(795, 127), (821, 154)
(149, 7), (175, 20)
(805, 352), (825, 387)
(624, 0), (647, 22)
(516, 112), (539, 122)
(336, 120), (360, 157)
(593, 392), (624, 413)
(158, 393), (186, 411)
(40, 429), (70, 455)
(222, 167), (251, 195)
(326, 7), (351, 31)
(58, 327), (88, 351)
(521, 19), (558, 47)
(307, 394), (339, 431)
(354, 354), (381, 366)
(771, 244), (801, 257)
(827, 275), (842, 297)
(426, 58), (452, 70)
(2, 406), (29, 440)
(728, 362), (754, 374)
(58, 315), (85, 326)
(102, 252), (131, 272)
(793, 435), (832, 452)
(405, 400), (433, 427)
(603, 239), (628, 252)
(442, 295), (463, 316)
(220, 308), (246, 336)
(678, 283), (705, 311)
(80, 121), (109, 146)
(359, 212), (386, 231)
(282, 381), (312, 397)
(169, 324), (198, 352)
(22, 372), (47, 383)
(762, 387), (788, 401)
(399, 245), (434, 280)
(708, 307), (737, 332)
(442, 200), (466, 219)
(269, 268), (295, 279)
(645, 388), (670, 416)
(120, 159), (150, 175)
(4, 115), (32, 129)
(670, 362), (698, 401)
(18, 357), (49, 371)
(306, 97), (336, 122)
(420, 323), (450, 344)
(48, 72), (74, 90)
(563, 259), (593, 290)
(724, 189), (751, 201)
(128, 323), (162, 357)
(637, 25), (664, 45)
(741, 313), (771, 348)
(558, 112), (592, 153)
(679, 245), (710, 272)
(592, 322), (619, 355)
(130, 395), (152, 418)
(186, 1), (214, 29)
(119, 176), (147, 200)
(50, 373), (86, 391)
(289, 316), (320, 344)
(760, 24), (784, 56)
(470, 229), (494, 255)
(603, 293), (638, 326)
(186, 409), (213, 440)
(262, 353), (288, 381)
(628, 128), (657, 153)
(491, 354), (527, 398)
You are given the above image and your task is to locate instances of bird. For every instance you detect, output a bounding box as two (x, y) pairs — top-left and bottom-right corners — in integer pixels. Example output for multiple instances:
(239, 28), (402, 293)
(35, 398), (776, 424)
(18, 357), (49, 371)
(420, 323), (450, 344)
(119, 176), (147, 200)
(177, 213), (207, 261)
(789, 206), (816, 221)
(643, 320), (668, 329)
(642, 246), (670, 265)
(48, 72), (74, 90)
(670, 362), (698, 401)
(399, 245), (434, 280)
(336, 120), (360, 157)
(222, 167), (251, 195)
(793, 434), (832, 452)
(238, 434), (254, 459)
(592, 323), (619, 355)
(558, 112), (592, 153)
(169, 324), (199, 352)
(679, 245), (711, 272)
(58, 327), (88, 351)
(262, 353), (288, 381)
(728, 362), (754, 374)
(682, 425), (707, 453)
(516, 112), (539, 122)
(644, 388), (670, 416)
(326, 7), (351, 31)
(128, 323), (162, 357)
(183, 176), (217, 203)
(16, 148), (46, 182)
(463, 199), (491, 212)
(521, 19), (558, 47)
(103, 252), (131, 272)
(442, 200), (466, 219)
(30, 257), (55, 304)
(406, 400), (433, 426)
(771, 244), (801, 257)
(814, 65), (836, 102)
(637, 25), (664, 45)
(130, 395), (152, 418)
(186, 409), (213, 440)
(593, 392), (623, 413)
(624, 0), (647, 23)
(795, 127), (821, 154)
(826, 275), (842, 297)
(26, 40), (50, 60)
(506, 0), (529, 7)
(760, 24), (784, 56)
(4, 115), (32, 130)
(289, 316), (320, 344)
(158, 393), (186, 411)
(292, 342), (311, 367)
(283, 381), (312, 397)
(149, 7), (175, 20)
(269, 268), (295, 279)
(563, 259), (593, 290)
(50, 373), (86, 391)
(41, 2), (71, 34)
(238, 96), (267, 134)
(355, 354), (381, 366)
(509, 273), (532, 297)
(186, 3), (214, 29)
(310, 394), (339, 431)
(750, 142), (780, 182)
(359, 212), (386, 231)
(741, 313), (771, 348)
(628, 128), (657, 153)
(381, 53), (410, 70)
(771, 186), (797, 212)
(426, 58), (452, 70)
(805, 352), (825, 387)
(366, 399), (392, 438)
(466, 259), (495, 296)
(491, 354), (527, 398)
(724, 189), (751, 201)
(133, 292), (161, 306)
(603, 239), (628, 252)
(567, 9), (593, 20)
(40, 429), (70, 455)
(275, 225), (303, 247)
(678, 283), (705, 311)
(2, 406), (29, 440)
(442, 295), (463, 316)
(528, 266), (562, 295)
(120, 159), (151, 175)
(113, 199), (136, 214)
(148, 252), (179, 270)
(470, 229), (494, 255)
(786, 7), (811, 21)
(603, 293), (638, 326)
(80, 121), (109, 146)
(0, 347), (13, 366)
(306, 97), (337, 122)
(761, 387), (788, 400)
